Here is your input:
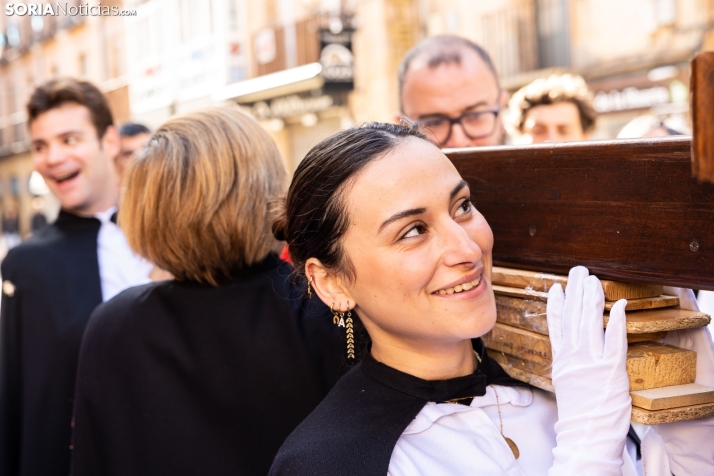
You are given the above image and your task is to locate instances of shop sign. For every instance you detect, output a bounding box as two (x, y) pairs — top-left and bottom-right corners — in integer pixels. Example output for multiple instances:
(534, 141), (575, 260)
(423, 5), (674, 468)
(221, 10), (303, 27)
(593, 86), (670, 113)
(245, 90), (347, 120)
(319, 28), (354, 91)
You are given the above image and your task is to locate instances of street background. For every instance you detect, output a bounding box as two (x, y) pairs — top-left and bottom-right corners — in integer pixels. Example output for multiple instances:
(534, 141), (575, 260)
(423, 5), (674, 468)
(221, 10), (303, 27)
(0, 0), (711, 236)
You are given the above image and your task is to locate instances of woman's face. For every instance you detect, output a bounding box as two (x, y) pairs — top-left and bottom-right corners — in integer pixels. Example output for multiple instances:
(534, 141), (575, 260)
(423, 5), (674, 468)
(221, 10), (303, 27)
(340, 136), (495, 347)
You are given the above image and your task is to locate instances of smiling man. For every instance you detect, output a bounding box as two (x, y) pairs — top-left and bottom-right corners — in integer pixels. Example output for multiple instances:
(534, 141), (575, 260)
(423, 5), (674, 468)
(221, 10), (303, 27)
(398, 35), (508, 148)
(0, 78), (153, 476)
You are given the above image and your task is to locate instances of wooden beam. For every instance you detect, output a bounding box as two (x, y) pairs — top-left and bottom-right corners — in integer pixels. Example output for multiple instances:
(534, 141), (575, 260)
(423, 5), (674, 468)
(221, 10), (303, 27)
(692, 51), (714, 184)
(493, 285), (679, 311)
(447, 137), (714, 290)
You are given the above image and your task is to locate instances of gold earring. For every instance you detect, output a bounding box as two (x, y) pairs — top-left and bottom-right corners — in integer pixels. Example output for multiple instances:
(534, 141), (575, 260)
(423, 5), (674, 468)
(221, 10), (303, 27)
(345, 302), (355, 360)
(306, 276), (313, 298)
(331, 303), (340, 326)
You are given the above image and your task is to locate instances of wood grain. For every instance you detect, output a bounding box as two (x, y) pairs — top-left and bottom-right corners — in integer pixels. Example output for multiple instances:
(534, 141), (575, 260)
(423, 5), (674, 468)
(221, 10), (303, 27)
(627, 332), (667, 343)
(692, 51), (714, 184)
(630, 383), (714, 410)
(447, 138), (714, 290)
(631, 402), (714, 425)
(496, 296), (709, 336)
(490, 352), (714, 424)
(492, 267), (663, 300)
(627, 342), (696, 391)
(492, 285), (678, 311)
(482, 323), (552, 367)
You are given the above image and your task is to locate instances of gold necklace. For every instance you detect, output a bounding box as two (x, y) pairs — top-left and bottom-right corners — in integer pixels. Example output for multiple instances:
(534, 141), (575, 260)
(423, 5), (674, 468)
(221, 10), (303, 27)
(492, 385), (520, 459)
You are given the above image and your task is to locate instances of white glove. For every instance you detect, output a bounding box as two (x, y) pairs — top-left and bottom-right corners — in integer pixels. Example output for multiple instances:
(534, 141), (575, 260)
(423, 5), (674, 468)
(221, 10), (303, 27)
(547, 266), (632, 476)
(650, 287), (714, 475)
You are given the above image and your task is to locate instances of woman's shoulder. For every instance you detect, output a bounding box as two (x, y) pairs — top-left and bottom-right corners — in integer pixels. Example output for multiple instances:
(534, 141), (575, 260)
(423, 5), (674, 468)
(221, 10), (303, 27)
(269, 364), (426, 476)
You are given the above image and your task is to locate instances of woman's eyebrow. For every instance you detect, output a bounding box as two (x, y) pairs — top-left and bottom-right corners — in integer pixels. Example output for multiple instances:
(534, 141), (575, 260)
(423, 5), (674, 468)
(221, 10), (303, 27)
(450, 180), (469, 201)
(378, 208), (426, 234)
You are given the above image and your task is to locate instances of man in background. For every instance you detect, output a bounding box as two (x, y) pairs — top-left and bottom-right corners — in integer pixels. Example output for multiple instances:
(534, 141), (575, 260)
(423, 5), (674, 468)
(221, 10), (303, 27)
(0, 78), (153, 476)
(508, 73), (597, 144)
(117, 122), (151, 178)
(397, 35), (507, 148)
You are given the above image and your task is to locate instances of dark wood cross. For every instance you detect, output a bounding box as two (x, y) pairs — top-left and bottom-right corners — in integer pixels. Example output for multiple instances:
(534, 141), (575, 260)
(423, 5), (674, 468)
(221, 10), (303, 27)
(447, 52), (714, 291)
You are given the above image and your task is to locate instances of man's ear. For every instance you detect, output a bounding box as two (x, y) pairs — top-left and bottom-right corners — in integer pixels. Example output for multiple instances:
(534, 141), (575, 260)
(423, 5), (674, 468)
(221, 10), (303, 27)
(100, 125), (121, 161)
(305, 257), (355, 312)
(499, 90), (509, 109)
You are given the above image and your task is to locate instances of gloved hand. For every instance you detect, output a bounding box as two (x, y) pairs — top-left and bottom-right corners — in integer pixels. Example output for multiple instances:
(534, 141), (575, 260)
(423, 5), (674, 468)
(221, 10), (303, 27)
(546, 266), (632, 476)
(648, 286), (714, 475)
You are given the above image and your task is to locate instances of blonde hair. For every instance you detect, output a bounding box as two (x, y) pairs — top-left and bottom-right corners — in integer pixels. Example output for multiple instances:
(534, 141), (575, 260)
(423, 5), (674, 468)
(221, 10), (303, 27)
(119, 107), (287, 285)
(508, 73), (597, 133)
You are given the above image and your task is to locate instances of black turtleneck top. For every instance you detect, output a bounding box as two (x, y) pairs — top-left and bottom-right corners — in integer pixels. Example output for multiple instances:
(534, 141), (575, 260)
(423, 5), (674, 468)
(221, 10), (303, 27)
(269, 340), (528, 476)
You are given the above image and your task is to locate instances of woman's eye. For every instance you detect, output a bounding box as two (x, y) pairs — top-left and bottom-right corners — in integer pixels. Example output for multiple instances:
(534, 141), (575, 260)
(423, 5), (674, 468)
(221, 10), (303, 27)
(401, 224), (425, 240)
(454, 198), (473, 217)
(65, 136), (77, 145)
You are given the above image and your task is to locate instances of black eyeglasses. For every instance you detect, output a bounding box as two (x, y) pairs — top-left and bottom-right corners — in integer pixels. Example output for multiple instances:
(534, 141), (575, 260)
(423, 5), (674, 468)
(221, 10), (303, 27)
(406, 108), (501, 145)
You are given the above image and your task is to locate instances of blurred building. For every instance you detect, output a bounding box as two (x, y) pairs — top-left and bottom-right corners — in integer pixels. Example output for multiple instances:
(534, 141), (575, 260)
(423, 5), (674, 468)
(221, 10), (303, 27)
(0, 0), (130, 235)
(0, 0), (712, 233)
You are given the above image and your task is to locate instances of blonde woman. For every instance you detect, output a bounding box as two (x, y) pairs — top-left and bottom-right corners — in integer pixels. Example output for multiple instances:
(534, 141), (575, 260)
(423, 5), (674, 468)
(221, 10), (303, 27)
(70, 108), (343, 476)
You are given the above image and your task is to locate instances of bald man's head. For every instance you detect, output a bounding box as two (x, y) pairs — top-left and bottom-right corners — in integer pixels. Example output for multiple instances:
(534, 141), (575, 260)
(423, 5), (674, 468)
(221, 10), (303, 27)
(398, 36), (506, 148)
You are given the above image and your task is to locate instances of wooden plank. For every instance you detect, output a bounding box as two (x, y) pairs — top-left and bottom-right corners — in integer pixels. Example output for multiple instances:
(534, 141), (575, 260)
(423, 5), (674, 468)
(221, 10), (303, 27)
(627, 342), (696, 391)
(604, 308), (712, 333)
(483, 323), (552, 367)
(630, 383), (714, 410)
(496, 296), (709, 335)
(691, 51), (714, 184)
(489, 351), (554, 392)
(492, 285), (678, 311)
(447, 138), (714, 290)
(483, 324), (696, 390)
(490, 353), (714, 424)
(492, 266), (663, 300)
(631, 402), (714, 425)
(627, 332), (667, 343)
(495, 295), (549, 335)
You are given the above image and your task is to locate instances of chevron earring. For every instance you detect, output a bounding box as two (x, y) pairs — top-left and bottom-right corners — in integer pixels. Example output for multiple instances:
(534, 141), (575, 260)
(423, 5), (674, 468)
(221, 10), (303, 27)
(345, 302), (355, 360)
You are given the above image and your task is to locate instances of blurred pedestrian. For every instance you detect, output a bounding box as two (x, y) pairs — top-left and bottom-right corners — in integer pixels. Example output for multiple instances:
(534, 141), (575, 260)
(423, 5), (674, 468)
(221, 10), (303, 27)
(508, 73), (596, 144)
(2, 207), (21, 249)
(71, 107), (344, 476)
(0, 78), (153, 476)
(397, 35), (507, 148)
(116, 122), (151, 179)
(30, 197), (48, 233)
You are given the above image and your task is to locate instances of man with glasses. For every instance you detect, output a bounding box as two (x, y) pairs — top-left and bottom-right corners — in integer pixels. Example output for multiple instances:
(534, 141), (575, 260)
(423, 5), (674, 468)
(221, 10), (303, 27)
(397, 35), (507, 148)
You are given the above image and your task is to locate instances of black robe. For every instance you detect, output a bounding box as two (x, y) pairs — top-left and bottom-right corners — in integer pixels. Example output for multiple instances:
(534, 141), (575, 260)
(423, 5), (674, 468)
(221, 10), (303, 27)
(0, 211), (104, 476)
(70, 254), (346, 476)
(269, 340), (528, 476)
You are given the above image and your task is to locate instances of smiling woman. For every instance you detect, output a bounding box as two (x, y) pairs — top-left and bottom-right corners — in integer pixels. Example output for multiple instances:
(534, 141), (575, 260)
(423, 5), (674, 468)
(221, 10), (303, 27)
(268, 123), (712, 476)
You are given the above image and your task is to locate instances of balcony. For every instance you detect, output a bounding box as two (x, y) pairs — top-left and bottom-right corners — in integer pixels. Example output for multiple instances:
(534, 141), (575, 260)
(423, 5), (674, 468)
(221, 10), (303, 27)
(481, 0), (571, 81)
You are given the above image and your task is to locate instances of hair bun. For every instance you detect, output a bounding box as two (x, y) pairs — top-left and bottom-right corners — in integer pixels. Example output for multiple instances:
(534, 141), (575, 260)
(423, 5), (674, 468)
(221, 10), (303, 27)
(272, 218), (287, 241)
(270, 196), (288, 241)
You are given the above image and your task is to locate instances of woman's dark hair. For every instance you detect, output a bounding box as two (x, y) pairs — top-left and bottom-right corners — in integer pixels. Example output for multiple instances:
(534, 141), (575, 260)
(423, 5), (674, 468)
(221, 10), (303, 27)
(273, 122), (431, 280)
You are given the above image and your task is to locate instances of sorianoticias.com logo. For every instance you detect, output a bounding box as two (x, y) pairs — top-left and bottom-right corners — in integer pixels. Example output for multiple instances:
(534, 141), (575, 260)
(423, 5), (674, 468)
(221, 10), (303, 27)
(5, 3), (137, 16)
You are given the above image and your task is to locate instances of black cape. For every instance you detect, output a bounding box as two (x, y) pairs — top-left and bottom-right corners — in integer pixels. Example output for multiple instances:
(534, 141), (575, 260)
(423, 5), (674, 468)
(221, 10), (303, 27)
(269, 340), (528, 476)
(70, 254), (346, 476)
(0, 211), (104, 476)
